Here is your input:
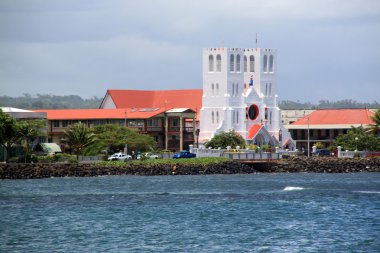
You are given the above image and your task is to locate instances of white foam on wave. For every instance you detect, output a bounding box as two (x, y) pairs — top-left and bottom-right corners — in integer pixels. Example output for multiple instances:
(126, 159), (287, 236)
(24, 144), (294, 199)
(283, 186), (304, 191)
(354, 191), (380, 194)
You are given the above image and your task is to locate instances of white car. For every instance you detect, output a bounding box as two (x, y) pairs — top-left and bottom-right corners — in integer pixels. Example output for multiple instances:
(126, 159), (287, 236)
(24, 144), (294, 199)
(137, 153), (160, 160)
(107, 153), (132, 161)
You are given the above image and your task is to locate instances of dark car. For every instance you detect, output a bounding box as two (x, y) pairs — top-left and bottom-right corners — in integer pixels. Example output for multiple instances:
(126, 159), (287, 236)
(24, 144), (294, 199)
(173, 150), (196, 159)
(313, 149), (331, 157)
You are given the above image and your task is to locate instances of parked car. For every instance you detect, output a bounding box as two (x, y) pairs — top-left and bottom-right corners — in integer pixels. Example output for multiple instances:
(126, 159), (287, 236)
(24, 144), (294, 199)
(137, 153), (160, 160)
(173, 150), (196, 159)
(313, 149), (331, 157)
(108, 153), (132, 161)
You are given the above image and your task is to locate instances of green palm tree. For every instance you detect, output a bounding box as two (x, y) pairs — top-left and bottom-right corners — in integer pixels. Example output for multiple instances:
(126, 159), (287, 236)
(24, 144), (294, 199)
(64, 123), (96, 158)
(367, 109), (380, 137)
(18, 120), (42, 163)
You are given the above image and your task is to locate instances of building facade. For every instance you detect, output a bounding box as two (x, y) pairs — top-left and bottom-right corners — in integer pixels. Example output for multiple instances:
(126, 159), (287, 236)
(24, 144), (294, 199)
(35, 108), (196, 151)
(287, 109), (375, 152)
(199, 47), (294, 148)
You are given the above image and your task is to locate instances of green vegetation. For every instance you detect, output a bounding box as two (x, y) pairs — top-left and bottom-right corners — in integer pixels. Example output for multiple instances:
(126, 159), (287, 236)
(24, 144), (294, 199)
(64, 123), (96, 158)
(279, 99), (379, 110)
(84, 124), (156, 155)
(205, 130), (246, 149)
(366, 109), (380, 136)
(334, 126), (380, 151)
(99, 157), (229, 166)
(0, 94), (102, 109)
(0, 109), (46, 162)
(37, 154), (78, 163)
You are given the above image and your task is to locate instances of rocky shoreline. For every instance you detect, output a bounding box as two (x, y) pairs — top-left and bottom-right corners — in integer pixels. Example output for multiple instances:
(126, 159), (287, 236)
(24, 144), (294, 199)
(0, 157), (379, 179)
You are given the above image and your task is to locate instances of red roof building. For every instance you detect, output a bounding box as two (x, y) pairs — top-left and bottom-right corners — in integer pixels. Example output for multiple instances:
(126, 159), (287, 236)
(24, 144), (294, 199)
(287, 109), (375, 151)
(35, 108), (197, 151)
(100, 89), (203, 120)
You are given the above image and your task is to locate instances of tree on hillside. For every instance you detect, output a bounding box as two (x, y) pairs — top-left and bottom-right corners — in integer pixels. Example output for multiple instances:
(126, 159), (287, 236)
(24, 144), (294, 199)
(84, 124), (156, 155)
(205, 130), (246, 149)
(334, 126), (380, 151)
(0, 109), (21, 162)
(366, 109), (380, 137)
(64, 123), (96, 158)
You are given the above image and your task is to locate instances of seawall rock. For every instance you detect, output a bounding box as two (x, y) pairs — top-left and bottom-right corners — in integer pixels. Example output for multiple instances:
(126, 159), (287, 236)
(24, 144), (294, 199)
(0, 157), (379, 179)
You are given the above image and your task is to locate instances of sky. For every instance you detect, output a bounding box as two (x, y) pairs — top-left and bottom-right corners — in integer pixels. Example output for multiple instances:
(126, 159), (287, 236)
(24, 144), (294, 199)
(0, 0), (379, 103)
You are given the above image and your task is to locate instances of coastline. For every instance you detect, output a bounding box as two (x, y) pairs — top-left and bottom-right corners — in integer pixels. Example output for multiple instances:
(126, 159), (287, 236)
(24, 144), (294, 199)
(0, 157), (379, 179)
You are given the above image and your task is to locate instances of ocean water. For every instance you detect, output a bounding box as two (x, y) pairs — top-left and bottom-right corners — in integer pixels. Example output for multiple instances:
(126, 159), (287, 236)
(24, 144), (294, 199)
(1, 173), (379, 252)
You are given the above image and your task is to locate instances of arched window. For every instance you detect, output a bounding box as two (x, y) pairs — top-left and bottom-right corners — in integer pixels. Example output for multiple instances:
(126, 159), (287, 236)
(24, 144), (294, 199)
(209, 55), (214, 72)
(269, 55), (274, 72)
(216, 83), (219, 95)
(212, 111), (214, 124)
(212, 83), (214, 95)
(265, 83), (268, 96)
(216, 111), (219, 123)
(236, 83), (239, 97)
(236, 111), (239, 124)
(263, 55), (268, 72)
(249, 55), (255, 72)
(236, 54), (241, 72)
(216, 55), (221, 72)
(244, 56), (247, 72)
(269, 83), (272, 96)
(230, 54), (235, 72)
(269, 112), (272, 125)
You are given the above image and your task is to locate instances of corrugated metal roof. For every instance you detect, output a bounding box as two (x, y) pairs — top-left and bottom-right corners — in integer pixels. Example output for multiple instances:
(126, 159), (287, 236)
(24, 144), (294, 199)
(105, 89), (203, 120)
(34, 108), (167, 120)
(247, 124), (262, 139)
(291, 109), (374, 126)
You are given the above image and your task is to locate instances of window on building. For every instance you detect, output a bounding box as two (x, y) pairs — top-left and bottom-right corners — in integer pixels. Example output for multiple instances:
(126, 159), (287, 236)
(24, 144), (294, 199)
(209, 55), (214, 72)
(237, 111), (239, 124)
(53, 121), (60, 128)
(269, 83), (272, 96)
(265, 84), (268, 96)
(212, 112), (215, 124)
(233, 111), (236, 123)
(249, 55), (255, 72)
(171, 118), (179, 127)
(230, 54), (235, 72)
(232, 83), (235, 96)
(216, 111), (219, 123)
(62, 120), (68, 127)
(148, 118), (160, 127)
(244, 55), (247, 72)
(263, 55), (268, 72)
(212, 83), (214, 95)
(129, 120), (144, 127)
(216, 55), (221, 72)
(269, 112), (272, 125)
(236, 84), (239, 97)
(216, 83), (219, 95)
(269, 55), (274, 72)
(236, 54), (241, 72)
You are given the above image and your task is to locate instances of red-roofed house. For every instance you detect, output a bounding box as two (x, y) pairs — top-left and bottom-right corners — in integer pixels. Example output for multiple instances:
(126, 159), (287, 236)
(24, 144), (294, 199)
(287, 109), (375, 151)
(100, 89), (203, 120)
(35, 108), (196, 151)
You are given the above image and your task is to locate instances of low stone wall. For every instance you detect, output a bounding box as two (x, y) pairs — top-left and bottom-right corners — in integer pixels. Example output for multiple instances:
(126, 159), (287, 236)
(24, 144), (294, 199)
(0, 161), (255, 179)
(268, 157), (380, 173)
(0, 157), (379, 179)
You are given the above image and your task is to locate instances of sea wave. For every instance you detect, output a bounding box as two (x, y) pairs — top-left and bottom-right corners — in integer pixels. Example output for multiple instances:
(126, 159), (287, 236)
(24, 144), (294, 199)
(353, 191), (380, 194)
(283, 186), (304, 191)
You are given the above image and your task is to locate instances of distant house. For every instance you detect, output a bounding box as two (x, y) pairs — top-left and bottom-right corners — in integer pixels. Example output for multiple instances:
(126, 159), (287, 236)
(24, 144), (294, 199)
(287, 109), (375, 151)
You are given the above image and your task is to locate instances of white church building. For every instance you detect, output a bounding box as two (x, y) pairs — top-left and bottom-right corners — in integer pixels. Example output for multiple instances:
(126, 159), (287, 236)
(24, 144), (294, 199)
(199, 47), (295, 149)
